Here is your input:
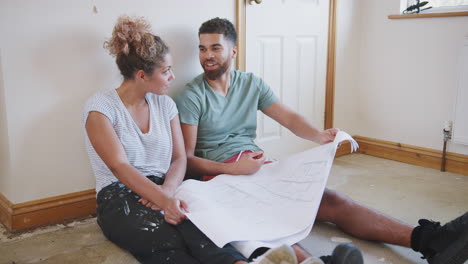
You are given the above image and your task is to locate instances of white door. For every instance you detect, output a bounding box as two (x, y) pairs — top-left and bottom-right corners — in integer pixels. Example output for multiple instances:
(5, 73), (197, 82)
(246, 0), (330, 158)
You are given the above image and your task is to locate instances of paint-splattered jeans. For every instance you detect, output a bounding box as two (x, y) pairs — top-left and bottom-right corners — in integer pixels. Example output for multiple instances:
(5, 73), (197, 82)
(96, 176), (247, 264)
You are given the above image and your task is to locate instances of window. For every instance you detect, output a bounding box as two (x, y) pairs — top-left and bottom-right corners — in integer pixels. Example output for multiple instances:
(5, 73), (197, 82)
(402, 0), (468, 13)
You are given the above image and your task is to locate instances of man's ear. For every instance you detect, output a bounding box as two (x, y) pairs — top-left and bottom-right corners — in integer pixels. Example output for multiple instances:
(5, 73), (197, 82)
(231, 46), (238, 59)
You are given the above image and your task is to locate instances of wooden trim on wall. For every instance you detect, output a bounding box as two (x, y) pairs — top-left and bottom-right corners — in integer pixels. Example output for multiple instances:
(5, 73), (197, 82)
(335, 141), (352, 157)
(325, 0), (337, 129)
(236, 0), (337, 128)
(0, 189), (96, 232)
(355, 136), (468, 176)
(236, 0), (246, 71)
(0, 192), (13, 230)
(389, 11), (468, 19)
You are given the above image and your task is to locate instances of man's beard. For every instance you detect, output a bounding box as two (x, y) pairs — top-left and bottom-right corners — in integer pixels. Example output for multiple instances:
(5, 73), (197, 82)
(203, 59), (230, 80)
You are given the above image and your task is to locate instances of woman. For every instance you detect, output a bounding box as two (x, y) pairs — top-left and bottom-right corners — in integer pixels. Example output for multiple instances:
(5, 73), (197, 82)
(82, 15), (304, 264)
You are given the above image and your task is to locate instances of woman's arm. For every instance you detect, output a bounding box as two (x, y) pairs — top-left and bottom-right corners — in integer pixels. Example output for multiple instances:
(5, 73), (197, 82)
(161, 115), (187, 193)
(85, 111), (186, 224)
(139, 115), (190, 224)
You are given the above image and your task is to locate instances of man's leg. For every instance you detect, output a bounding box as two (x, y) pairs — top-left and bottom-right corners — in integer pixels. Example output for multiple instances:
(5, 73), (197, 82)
(315, 189), (468, 263)
(316, 188), (413, 247)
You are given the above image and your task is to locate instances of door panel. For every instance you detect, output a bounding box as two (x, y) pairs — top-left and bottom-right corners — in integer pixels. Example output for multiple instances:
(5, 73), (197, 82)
(246, 0), (329, 158)
(256, 37), (283, 142)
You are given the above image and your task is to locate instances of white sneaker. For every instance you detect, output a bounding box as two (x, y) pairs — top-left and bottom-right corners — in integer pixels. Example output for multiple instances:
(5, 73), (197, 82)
(299, 257), (325, 264)
(251, 245), (298, 264)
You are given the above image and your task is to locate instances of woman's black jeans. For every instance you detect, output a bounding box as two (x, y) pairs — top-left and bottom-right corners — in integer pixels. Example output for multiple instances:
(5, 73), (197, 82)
(96, 176), (247, 264)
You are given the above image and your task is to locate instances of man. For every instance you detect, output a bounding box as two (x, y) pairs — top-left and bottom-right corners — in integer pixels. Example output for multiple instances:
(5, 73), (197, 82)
(175, 17), (468, 264)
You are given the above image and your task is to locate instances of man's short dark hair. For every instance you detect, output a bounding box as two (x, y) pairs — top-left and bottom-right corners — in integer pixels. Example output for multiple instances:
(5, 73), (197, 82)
(198, 17), (237, 45)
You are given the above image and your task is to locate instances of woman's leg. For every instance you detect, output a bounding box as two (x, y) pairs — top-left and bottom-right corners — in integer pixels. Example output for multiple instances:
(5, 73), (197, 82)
(96, 181), (200, 264)
(176, 220), (249, 264)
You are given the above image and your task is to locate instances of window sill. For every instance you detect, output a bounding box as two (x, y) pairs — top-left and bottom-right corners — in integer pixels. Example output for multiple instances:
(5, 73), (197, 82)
(388, 11), (468, 19)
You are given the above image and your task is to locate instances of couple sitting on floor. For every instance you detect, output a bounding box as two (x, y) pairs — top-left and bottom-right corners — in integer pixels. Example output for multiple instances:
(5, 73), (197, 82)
(83, 15), (468, 264)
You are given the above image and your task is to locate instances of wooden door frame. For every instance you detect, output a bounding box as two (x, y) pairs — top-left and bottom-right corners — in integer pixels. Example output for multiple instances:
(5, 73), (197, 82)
(236, 0), (337, 129)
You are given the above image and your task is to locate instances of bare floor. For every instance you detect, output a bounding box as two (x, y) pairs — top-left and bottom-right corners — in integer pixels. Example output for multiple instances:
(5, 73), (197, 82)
(1, 154), (467, 264)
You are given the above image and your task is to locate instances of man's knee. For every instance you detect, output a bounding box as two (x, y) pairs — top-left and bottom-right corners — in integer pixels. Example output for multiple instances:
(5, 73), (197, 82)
(317, 189), (353, 220)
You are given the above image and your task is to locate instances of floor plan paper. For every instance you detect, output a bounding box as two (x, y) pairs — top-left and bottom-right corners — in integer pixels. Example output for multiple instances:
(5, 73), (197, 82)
(175, 131), (358, 257)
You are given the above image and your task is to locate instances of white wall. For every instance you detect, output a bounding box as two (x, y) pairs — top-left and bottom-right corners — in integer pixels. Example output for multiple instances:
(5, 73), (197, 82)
(0, 51), (12, 198)
(335, 0), (468, 155)
(2, 0), (467, 204)
(0, 0), (234, 203)
(334, 0), (362, 136)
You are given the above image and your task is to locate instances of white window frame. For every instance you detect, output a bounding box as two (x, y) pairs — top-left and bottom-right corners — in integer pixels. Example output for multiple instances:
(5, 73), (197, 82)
(401, 0), (468, 13)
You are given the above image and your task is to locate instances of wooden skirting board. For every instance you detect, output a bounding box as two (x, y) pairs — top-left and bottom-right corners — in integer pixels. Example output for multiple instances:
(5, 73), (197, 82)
(1, 136), (467, 232)
(335, 141), (352, 157)
(354, 136), (468, 176)
(336, 136), (467, 176)
(0, 192), (14, 231)
(0, 189), (96, 232)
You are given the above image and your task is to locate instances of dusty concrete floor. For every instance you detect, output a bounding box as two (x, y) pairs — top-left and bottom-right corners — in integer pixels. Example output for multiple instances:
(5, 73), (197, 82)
(1, 154), (467, 264)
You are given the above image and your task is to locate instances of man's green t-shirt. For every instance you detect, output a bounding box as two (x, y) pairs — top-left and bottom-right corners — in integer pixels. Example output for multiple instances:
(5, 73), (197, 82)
(175, 70), (278, 162)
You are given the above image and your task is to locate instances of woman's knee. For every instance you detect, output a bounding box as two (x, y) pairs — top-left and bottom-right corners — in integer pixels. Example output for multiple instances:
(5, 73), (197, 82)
(98, 201), (185, 254)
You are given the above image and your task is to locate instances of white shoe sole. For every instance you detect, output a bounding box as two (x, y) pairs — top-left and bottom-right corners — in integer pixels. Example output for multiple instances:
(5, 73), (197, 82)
(252, 245), (298, 264)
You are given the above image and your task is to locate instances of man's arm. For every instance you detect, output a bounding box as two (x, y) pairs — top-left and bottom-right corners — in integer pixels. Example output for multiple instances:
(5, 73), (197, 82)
(181, 123), (265, 177)
(261, 101), (338, 144)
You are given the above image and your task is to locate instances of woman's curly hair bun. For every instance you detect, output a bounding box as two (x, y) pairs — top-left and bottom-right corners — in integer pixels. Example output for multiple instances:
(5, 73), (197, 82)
(104, 15), (169, 79)
(104, 15), (156, 61)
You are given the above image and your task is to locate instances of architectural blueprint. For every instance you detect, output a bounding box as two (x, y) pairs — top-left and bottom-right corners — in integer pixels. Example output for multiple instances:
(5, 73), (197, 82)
(175, 131), (359, 257)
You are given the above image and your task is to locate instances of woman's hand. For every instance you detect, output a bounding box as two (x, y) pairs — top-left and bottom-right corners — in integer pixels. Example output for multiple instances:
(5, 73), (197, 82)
(138, 197), (162, 210)
(138, 187), (189, 225)
(161, 197), (189, 225)
(138, 197), (188, 224)
(137, 184), (177, 210)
